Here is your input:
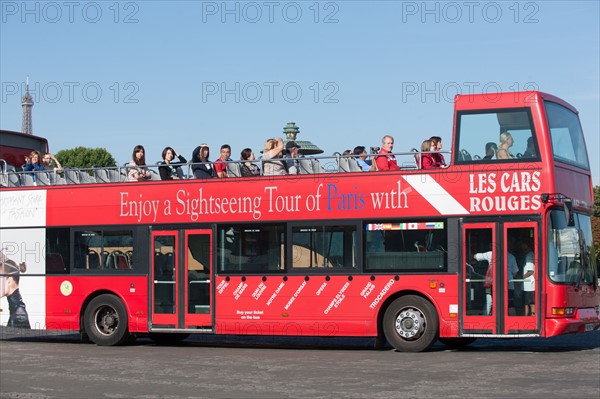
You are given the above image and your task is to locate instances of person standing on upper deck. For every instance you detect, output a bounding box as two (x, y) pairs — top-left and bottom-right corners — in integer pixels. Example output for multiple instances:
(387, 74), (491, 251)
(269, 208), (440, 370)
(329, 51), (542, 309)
(375, 135), (400, 171)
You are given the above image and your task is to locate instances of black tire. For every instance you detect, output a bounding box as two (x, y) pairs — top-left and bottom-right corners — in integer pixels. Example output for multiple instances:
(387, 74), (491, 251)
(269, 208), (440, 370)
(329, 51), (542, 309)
(83, 294), (130, 346)
(148, 333), (190, 345)
(439, 337), (477, 348)
(80, 330), (91, 344)
(383, 295), (439, 352)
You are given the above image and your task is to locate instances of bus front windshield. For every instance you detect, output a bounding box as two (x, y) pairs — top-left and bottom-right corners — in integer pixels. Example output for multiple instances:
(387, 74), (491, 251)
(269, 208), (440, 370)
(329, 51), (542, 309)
(545, 101), (590, 170)
(547, 210), (597, 285)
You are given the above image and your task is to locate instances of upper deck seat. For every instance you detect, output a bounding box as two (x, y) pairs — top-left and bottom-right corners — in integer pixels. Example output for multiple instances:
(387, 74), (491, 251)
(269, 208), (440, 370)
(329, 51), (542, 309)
(64, 168), (80, 184)
(338, 157), (350, 173)
(34, 171), (51, 186)
(298, 158), (314, 174)
(19, 173), (35, 186)
(7, 172), (20, 187)
(79, 171), (96, 184)
(411, 148), (421, 169)
(95, 168), (110, 183)
(347, 157), (363, 172)
(311, 158), (327, 174)
(226, 162), (241, 177)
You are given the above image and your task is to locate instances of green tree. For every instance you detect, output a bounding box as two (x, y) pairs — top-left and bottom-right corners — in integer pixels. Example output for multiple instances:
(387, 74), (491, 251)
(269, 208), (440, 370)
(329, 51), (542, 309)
(55, 147), (117, 169)
(594, 185), (600, 217)
(593, 185), (600, 269)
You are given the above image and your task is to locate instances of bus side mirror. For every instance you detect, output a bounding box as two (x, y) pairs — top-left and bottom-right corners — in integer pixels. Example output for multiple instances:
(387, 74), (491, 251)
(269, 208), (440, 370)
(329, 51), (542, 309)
(564, 199), (574, 226)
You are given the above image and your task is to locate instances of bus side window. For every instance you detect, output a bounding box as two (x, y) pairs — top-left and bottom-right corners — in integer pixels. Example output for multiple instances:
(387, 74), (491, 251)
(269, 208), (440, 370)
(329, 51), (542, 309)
(46, 227), (70, 274)
(218, 224), (285, 273)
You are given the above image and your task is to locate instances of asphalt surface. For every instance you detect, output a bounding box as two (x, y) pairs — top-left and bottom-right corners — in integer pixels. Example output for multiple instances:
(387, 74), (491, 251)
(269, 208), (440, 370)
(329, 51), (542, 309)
(1, 328), (599, 399)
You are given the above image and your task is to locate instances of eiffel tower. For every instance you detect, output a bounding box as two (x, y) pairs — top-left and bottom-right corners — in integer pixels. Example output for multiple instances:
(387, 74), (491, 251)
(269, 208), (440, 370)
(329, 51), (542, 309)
(21, 77), (34, 134)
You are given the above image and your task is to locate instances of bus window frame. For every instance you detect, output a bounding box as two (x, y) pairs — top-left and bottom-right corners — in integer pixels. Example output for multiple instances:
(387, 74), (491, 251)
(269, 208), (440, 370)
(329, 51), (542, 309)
(216, 222), (286, 275)
(454, 107), (540, 165)
(547, 210), (598, 285)
(69, 225), (147, 274)
(363, 218), (450, 274)
(544, 100), (590, 170)
(287, 220), (362, 273)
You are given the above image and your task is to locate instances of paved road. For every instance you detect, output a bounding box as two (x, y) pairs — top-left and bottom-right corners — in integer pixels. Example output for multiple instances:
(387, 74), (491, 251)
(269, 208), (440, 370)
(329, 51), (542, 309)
(1, 328), (599, 399)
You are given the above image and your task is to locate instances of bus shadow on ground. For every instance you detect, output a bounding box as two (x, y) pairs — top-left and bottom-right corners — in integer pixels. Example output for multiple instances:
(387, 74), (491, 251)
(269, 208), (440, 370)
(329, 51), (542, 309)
(1, 327), (598, 353)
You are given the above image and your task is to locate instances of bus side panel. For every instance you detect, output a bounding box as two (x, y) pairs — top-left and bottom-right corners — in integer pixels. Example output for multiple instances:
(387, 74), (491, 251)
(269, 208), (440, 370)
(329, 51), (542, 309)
(45, 276), (149, 333)
(214, 275), (459, 337)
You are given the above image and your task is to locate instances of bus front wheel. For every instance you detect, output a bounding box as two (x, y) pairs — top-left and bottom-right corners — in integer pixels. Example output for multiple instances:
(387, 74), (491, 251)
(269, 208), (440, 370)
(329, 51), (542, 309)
(383, 295), (439, 352)
(83, 294), (131, 346)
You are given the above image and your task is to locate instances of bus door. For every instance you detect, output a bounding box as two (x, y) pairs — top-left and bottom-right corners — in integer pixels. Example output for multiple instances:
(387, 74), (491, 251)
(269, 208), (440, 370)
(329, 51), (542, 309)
(503, 222), (539, 334)
(151, 230), (213, 329)
(462, 222), (539, 335)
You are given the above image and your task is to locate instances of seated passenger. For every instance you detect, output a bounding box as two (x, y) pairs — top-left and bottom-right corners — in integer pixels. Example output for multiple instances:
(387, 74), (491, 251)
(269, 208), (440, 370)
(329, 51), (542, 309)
(420, 140), (439, 169)
(41, 152), (63, 172)
(522, 136), (537, 158)
(127, 145), (151, 181)
(353, 146), (373, 172)
(429, 136), (447, 167)
(158, 147), (187, 180)
(24, 150), (46, 175)
(483, 142), (497, 160)
(262, 138), (287, 176)
(284, 141), (301, 175)
(214, 144), (232, 178)
(375, 135), (400, 171)
(240, 148), (260, 177)
(496, 132), (515, 159)
(191, 144), (215, 179)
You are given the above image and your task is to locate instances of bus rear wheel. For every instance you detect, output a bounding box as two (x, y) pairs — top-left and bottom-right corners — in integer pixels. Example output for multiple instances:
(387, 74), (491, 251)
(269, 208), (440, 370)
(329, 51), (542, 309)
(83, 294), (131, 346)
(383, 295), (439, 352)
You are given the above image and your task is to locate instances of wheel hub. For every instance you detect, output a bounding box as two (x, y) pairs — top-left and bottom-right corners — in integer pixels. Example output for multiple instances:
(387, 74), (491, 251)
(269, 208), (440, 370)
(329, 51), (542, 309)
(395, 308), (425, 339)
(95, 306), (118, 336)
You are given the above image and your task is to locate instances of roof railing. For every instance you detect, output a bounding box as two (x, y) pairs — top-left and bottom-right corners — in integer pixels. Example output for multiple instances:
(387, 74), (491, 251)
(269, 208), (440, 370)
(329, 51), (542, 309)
(0, 150), (450, 188)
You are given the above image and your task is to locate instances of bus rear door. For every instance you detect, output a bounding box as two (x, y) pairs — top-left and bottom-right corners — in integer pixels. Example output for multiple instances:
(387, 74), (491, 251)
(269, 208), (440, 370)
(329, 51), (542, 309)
(151, 230), (213, 330)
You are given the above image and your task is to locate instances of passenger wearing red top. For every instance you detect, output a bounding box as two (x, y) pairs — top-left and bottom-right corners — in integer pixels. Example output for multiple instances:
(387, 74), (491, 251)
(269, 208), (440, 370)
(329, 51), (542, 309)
(429, 136), (448, 168)
(214, 144), (231, 178)
(375, 135), (400, 171)
(420, 139), (439, 169)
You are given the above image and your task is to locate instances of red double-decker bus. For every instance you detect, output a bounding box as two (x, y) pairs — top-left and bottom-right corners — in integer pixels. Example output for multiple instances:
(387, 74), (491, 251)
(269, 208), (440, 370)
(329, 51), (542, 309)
(0, 91), (598, 351)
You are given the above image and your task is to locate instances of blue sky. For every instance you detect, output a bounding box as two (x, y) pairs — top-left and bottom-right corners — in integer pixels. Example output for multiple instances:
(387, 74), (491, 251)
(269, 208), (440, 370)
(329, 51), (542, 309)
(1, 1), (598, 184)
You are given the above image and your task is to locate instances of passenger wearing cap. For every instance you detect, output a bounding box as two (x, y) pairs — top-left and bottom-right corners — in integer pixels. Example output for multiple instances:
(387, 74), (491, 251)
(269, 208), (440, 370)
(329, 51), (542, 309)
(284, 141), (301, 175)
(191, 143), (216, 179)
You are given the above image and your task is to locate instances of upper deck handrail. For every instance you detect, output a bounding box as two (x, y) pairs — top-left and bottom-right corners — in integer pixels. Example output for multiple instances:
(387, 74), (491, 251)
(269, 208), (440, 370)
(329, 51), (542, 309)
(0, 150), (450, 188)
